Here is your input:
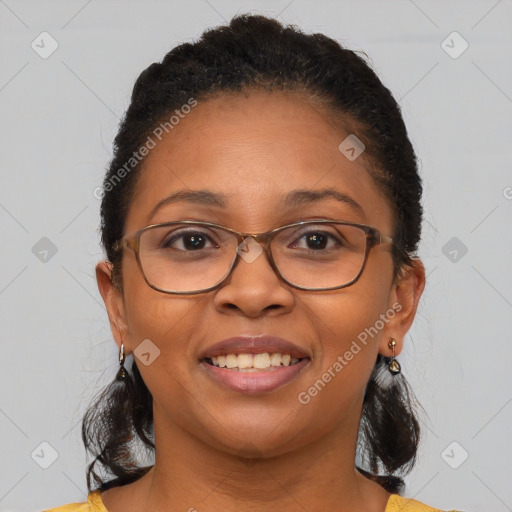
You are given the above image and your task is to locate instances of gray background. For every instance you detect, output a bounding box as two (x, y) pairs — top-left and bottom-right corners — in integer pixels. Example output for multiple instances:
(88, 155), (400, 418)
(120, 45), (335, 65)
(1, 1), (511, 511)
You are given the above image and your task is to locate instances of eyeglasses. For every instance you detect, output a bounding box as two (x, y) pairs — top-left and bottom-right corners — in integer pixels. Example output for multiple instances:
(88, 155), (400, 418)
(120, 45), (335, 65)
(112, 219), (395, 294)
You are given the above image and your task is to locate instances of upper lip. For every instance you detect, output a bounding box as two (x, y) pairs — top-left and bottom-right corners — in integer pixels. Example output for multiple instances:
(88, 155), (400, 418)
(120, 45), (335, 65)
(199, 335), (311, 360)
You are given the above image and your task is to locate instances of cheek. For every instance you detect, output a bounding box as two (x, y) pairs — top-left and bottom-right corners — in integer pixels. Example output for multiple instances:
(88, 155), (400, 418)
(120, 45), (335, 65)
(124, 295), (206, 421)
(122, 254), (197, 342)
(309, 294), (382, 379)
(121, 262), (205, 380)
(289, 295), (385, 431)
(313, 285), (391, 359)
(304, 262), (393, 392)
(125, 295), (202, 352)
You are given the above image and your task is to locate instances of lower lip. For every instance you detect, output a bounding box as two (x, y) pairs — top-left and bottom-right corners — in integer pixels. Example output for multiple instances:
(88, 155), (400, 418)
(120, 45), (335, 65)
(200, 359), (310, 394)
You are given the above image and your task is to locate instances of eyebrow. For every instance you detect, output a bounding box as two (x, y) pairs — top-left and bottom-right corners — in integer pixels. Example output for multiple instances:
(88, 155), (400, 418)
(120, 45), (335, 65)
(147, 190), (228, 222)
(284, 189), (363, 215)
(147, 187), (364, 222)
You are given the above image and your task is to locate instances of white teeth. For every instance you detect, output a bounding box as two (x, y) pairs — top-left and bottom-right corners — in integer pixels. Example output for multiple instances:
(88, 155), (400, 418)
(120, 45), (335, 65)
(270, 353), (282, 366)
(206, 352), (303, 369)
(225, 354), (238, 368)
(237, 353), (253, 368)
(253, 353), (271, 369)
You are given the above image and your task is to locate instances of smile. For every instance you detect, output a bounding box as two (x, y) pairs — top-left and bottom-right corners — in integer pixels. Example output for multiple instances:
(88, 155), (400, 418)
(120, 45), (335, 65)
(203, 352), (304, 371)
(200, 354), (310, 393)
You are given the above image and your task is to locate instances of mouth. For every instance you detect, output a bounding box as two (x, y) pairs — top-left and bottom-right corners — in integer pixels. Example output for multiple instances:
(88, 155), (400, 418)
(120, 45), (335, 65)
(201, 352), (308, 372)
(198, 334), (312, 394)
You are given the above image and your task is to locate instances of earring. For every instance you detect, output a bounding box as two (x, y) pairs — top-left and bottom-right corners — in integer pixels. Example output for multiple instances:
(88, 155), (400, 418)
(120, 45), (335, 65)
(388, 339), (401, 375)
(116, 343), (127, 381)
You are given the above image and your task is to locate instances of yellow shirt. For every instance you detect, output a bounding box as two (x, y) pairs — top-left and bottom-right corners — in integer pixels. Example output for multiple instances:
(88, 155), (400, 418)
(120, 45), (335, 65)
(44, 490), (458, 511)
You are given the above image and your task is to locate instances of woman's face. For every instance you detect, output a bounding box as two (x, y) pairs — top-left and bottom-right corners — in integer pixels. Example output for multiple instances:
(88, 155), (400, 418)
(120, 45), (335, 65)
(98, 90), (423, 459)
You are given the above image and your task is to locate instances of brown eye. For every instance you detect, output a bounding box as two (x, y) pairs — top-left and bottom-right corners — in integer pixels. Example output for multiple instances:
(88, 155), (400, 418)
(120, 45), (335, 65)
(164, 232), (212, 251)
(290, 231), (339, 251)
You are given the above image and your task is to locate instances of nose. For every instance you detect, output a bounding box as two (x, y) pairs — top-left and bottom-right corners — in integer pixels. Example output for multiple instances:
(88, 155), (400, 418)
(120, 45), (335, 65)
(212, 241), (295, 317)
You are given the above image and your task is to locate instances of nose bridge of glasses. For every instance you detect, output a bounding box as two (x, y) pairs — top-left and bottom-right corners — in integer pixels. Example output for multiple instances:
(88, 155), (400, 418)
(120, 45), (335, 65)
(234, 231), (274, 262)
(240, 230), (273, 246)
(236, 230), (282, 270)
(227, 232), (280, 284)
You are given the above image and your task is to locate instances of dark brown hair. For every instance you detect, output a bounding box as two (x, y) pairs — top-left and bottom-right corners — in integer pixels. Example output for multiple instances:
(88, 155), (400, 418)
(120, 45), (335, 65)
(83, 13), (423, 495)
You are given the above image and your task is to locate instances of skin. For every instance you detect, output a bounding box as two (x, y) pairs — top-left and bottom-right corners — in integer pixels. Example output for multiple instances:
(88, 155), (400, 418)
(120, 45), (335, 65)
(96, 89), (425, 512)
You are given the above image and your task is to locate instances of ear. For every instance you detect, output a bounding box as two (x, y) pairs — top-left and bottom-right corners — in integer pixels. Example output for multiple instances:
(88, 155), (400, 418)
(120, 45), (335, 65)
(379, 258), (426, 357)
(96, 261), (129, 352)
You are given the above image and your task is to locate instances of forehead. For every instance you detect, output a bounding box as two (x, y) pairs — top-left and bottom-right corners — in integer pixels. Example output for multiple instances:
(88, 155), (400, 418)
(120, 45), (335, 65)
(124, 90), (393, 232)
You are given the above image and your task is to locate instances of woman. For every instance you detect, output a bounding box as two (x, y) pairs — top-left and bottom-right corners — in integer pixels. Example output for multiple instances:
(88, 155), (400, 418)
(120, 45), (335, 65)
(46, 14), (460, 512)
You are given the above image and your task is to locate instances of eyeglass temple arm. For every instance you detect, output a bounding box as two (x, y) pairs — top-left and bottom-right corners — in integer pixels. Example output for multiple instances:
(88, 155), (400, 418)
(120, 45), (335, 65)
(113, 236), (139, 253)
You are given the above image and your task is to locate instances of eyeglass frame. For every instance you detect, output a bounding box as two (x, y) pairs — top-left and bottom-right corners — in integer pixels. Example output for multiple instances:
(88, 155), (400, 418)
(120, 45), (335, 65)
(112, 219), (399, 295)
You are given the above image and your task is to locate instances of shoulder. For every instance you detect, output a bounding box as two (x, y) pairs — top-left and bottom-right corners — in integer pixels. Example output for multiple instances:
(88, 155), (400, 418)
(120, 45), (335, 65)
(386, 494), (461, 512)
(43, 490), (106, 512)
